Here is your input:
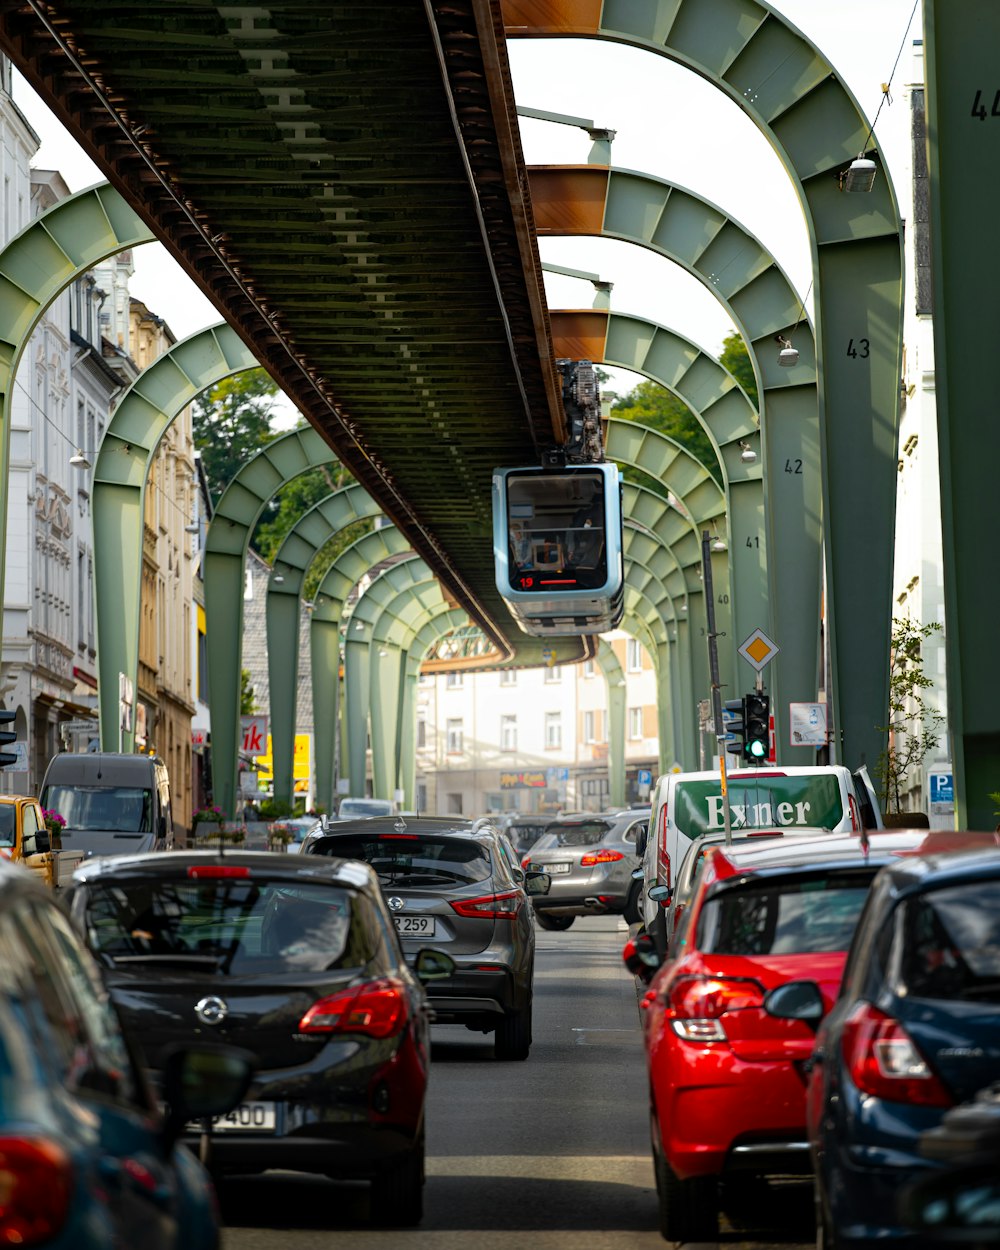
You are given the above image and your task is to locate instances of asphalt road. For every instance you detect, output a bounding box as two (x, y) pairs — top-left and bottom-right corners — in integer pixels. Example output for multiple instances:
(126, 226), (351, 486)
(219, 915), (814, 1250)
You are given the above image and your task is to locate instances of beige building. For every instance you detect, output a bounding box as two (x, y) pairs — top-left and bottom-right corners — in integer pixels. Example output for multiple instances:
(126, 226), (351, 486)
(414, 630), (658, 816)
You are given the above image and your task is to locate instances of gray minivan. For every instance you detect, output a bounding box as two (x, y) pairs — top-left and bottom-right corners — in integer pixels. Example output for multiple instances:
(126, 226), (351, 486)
(40, 752), (173, 858)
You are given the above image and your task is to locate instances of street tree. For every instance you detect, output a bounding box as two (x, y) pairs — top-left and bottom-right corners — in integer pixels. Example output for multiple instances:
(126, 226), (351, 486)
(193, 369), (282, 503)
(876, 617), (945, 814)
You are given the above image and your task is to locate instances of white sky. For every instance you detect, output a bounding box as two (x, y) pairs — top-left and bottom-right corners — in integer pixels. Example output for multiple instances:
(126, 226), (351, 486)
(11, 0), (921, 409)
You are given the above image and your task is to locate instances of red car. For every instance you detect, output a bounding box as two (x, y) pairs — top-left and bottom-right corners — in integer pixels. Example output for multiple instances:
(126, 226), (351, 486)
(625, 831), (931, 1243)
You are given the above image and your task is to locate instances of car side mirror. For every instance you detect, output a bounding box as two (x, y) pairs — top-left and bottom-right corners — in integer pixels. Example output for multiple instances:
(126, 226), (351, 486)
(622, 933), (662, 983)
(414, 948), (456, 982)
(647, 884), (672, 905)
(160, 1044), (254, 1147)
(630, 866), (645, 881)
(524, 870), (551, 897)
(763, 980), (824, 1023)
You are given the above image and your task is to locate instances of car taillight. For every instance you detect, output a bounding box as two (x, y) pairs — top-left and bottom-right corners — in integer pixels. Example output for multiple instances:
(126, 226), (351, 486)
(521, 857), (531, 870)
(0, 1137), (72, 1245)
(580, 849), (625, 866)
(298, 979), (408, 1039)
(667, 976), (764, 1042)
(449, 890), (522, 919)
(841, 1002), (952, 1107)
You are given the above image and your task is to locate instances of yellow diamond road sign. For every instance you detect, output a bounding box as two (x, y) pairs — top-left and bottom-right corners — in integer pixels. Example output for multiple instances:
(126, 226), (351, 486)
(738, 628), (779, 672)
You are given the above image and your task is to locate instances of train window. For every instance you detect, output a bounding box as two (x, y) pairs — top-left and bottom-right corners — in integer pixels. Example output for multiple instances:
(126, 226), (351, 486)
(506, 470), (607, 593)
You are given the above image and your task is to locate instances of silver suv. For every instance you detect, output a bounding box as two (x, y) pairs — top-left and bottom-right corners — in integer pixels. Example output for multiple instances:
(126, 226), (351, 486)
(303, 816), (547, 1059)
(522, 809), (648, 931)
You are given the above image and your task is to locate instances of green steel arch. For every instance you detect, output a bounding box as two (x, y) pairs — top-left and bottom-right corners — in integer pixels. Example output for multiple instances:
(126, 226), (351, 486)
(924, 6), (999, 828)
(93, 323), (258, 748)
(511, 1), (904, 772)
(0, 183), (158, 618)
(367, 573), (459, 801)
(595, 639), (627, 808)
(265, 483), (385, 806)
(543, 163), (814, 706)
(582, 296), (814, 751)
(309, 526), (416, 814)
(205, 427), (338, 819)
(342, 557), (444, 797)
(400, 609), (470, 810)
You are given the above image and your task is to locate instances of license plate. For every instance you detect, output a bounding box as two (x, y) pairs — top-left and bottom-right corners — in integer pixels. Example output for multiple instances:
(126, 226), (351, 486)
(187, 1101), (275, 1133)
(393, 915), (436, 937)
(542, 863), (571, 874)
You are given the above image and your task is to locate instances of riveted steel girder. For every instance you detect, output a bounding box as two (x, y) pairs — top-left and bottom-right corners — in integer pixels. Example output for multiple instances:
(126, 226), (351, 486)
(923, 4), (1000, 827)
(595, 640), (626, 807)
(265, 483), (384, 806)
(310, 526), (415, 814)
(93, 322), (257, 749)
(0, 183), (154, 670)
(205, 427), (337, 819)
(507, 0), (905, 773)
(0, 2), (585, 665)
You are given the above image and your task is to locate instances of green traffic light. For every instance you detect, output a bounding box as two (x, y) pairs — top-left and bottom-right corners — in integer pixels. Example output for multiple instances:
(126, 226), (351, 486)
(747, 739), (766, 758)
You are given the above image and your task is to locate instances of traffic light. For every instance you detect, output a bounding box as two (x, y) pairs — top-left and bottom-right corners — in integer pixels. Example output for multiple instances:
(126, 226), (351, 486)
(0, 710), (17, 768)
(722, 698), (745, 757)
(743, 692), (770, 762)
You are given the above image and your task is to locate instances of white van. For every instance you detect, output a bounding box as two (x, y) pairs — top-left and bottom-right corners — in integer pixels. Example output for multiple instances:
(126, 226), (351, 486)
(40, 752), (173, 859)
(636, 764), (882, 952)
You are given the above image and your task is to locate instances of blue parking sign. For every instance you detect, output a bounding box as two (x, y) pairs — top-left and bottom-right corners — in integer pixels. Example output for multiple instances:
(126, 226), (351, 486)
(637, 769), (652, 787)
(929, 772), (954, 804)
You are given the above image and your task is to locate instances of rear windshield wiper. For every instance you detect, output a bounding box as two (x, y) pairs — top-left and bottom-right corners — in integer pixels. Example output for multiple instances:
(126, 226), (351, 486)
(109, 954), (222, 967)
(378, 872), (460, 887)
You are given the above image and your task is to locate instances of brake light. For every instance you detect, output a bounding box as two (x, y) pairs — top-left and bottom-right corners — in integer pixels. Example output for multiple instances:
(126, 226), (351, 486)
(187, 865), (250, 879)
(379, 834), (419, 840)
(667, 976), (764, 1042)
(521, 857), (531, 870)
(841, 1002), (952, 1107)
(449, 890), (522, 919)
(298, 979), (408, 1038)
(0, 1137), (72, 1245)
(580, 849), (624, 866)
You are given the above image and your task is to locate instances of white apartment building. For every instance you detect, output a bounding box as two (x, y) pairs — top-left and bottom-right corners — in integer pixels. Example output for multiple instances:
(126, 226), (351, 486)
(414, 631), (658, 816)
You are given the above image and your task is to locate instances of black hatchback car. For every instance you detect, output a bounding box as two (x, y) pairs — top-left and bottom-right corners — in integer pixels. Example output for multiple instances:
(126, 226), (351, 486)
(767, 832), (1000, 1249)
(64, 851), (452, 1225)
(303, 817), (547, 1060)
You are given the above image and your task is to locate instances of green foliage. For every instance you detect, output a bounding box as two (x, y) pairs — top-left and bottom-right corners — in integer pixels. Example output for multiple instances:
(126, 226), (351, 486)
(240, 669), (256, 716)
(876, 618), (945, 815)
(611, 380), (720, 482)
(258, 797), (293, 819)
(719, 331), (759, 408)
(303, 517), (375, 601)
(192, 370), (282, 504)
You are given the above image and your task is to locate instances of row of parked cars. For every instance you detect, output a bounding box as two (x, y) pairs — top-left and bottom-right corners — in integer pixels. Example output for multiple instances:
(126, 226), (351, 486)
(0, 807), (566, 1246)
(622, 762), (1000, 1247)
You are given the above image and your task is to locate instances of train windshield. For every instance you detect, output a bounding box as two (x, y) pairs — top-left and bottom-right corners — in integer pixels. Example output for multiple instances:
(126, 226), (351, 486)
(506, 470), (607, 592)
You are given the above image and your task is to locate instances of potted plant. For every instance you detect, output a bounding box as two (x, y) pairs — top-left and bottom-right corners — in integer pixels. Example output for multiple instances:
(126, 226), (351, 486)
(268, 822), (291, 851)
(41, 809), (65, 850)
(192, 805), (226, 840)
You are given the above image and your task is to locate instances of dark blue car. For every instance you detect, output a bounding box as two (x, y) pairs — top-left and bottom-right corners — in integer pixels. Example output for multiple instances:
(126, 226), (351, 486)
(0, 860), (250, 1248)
(780, 834), (1000, 1248)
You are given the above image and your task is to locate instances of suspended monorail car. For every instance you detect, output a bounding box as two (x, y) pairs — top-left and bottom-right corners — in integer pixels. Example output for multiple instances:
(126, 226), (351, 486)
(492, 463), (624, 636)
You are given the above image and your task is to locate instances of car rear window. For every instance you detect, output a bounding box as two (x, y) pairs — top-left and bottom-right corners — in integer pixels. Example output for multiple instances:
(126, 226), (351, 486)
(697, 870), (874, 956)
(82, 879), (374, 972)
(545, 821), (611, 847)
(897, 881), (1000, 1002)
(313, 834), (492, 886)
